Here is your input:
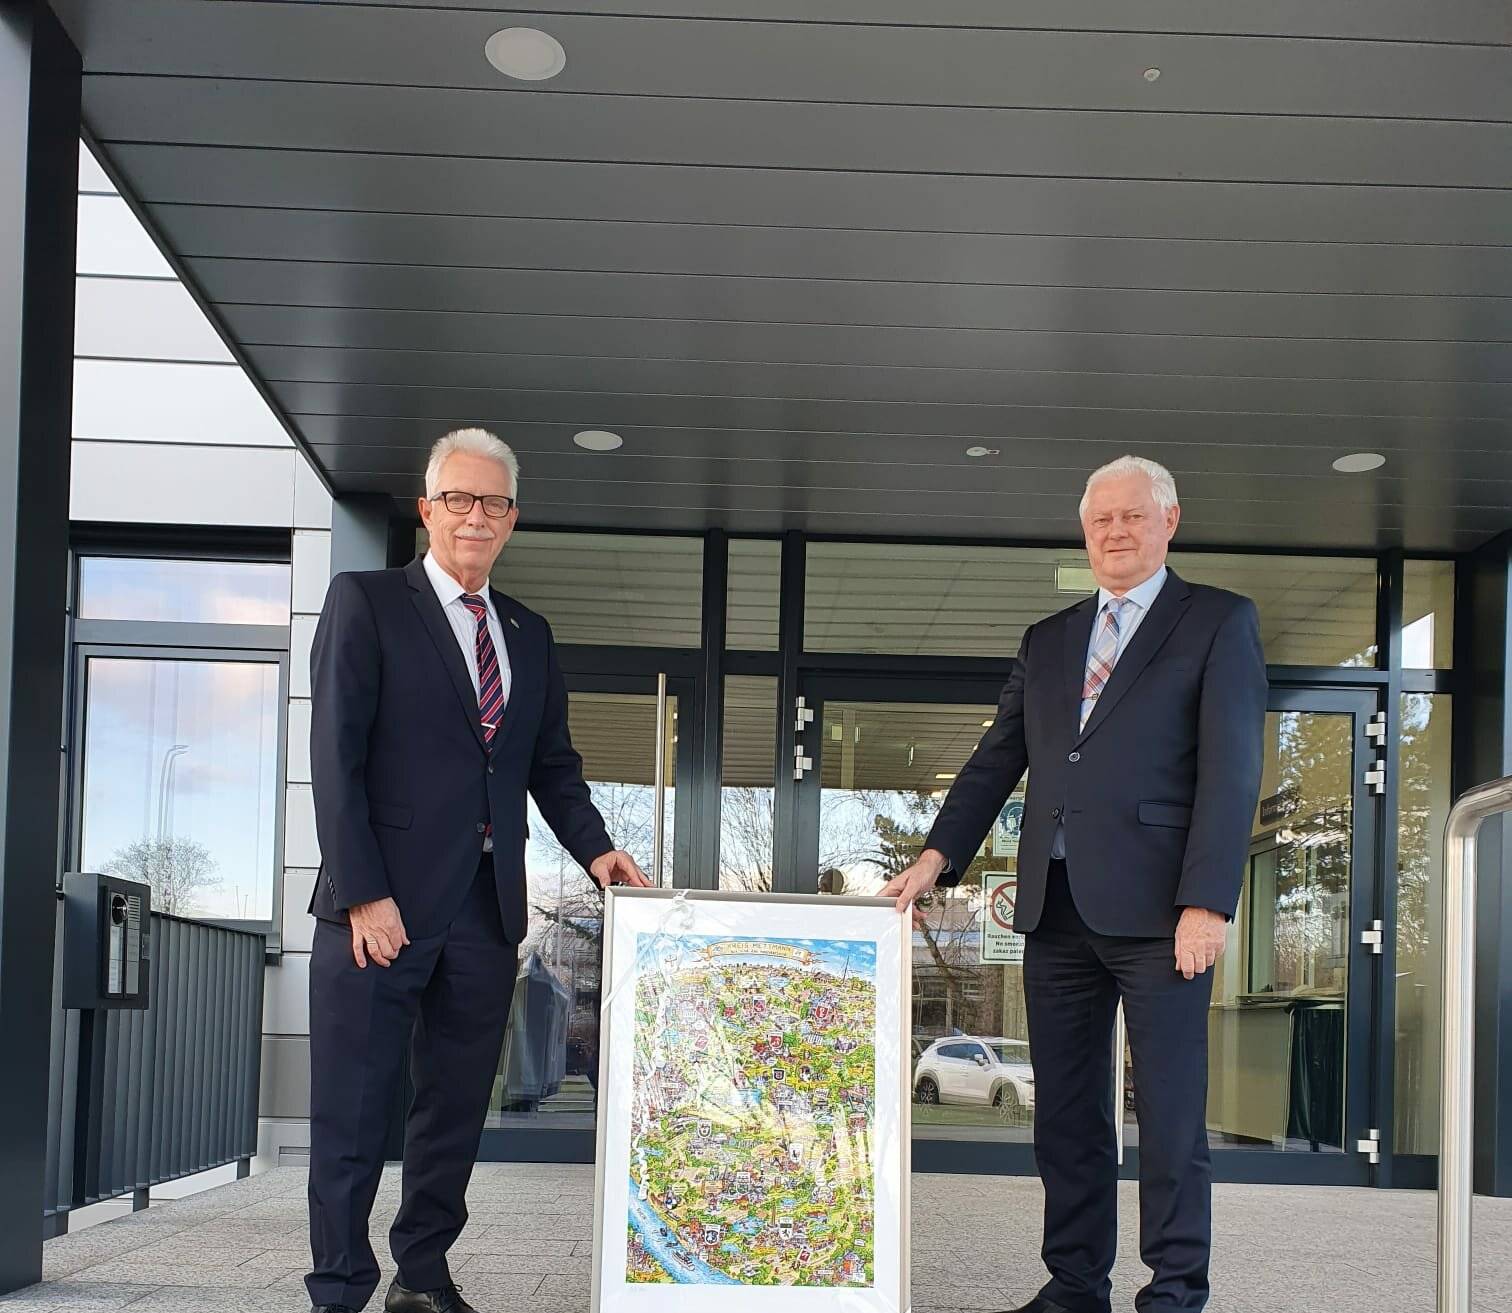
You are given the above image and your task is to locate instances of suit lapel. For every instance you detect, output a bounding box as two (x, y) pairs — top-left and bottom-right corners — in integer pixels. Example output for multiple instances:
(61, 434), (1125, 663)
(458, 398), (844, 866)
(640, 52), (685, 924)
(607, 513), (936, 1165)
(404, 557), (487, 752)
(1063, 597), (1097, 735)
(1076, 569), (1193, 743)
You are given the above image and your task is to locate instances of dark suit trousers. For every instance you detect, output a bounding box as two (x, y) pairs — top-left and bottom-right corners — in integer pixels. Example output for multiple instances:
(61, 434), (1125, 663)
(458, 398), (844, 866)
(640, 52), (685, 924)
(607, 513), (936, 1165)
(1025, 862), (1215, 1313)
(306, 860), (518, 1310)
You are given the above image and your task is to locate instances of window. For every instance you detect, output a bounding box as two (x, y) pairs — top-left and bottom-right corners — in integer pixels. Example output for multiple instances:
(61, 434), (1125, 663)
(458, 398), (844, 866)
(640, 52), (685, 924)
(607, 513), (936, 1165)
(70, 553), (290, 926)
(1402, 560), (1454, 669)
(720, 676), (778, 891)
(418, 528), (704, 648)
(727, 538), (781, 651)
(803, 542), (1380, 667)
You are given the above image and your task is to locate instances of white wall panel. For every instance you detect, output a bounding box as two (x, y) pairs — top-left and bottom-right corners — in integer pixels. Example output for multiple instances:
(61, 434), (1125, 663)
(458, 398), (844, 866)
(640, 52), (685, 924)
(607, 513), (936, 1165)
(76, 194), (174, 277)
(294, 453), (333, 528)
(262, 951), (310, 1036)
(75, 276), (234, 362)
(74, 357), (292, 446)
(79, 145), (116, 194)
(281, 872), (317, 951)
(69, 440), (294, 525)
(283, 782), (321, 869)
(292, 530), (333, 615)
(286, 697), (312, 784)
(291, 614), (317, 698)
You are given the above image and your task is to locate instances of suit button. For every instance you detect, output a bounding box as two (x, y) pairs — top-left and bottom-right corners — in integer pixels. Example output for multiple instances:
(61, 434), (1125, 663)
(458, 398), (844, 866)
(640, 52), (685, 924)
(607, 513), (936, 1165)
(488, 763), (494, 775)
(1052, 807), (1063, 819)
(1068, 751), (1081, 763)
(475, 822), (487, 834)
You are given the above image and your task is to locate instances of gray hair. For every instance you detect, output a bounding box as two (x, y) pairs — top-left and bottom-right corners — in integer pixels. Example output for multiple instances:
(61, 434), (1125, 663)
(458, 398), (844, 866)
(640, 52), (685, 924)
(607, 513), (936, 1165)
(424, 427), (520, 501)
(1079, 455), (1178, 518)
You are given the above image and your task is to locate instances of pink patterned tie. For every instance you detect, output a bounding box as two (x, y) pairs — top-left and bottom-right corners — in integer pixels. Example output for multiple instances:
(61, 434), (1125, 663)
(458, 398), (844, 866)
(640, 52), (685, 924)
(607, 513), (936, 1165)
(1080, 597), (1131, 730)
(460, 594), (504, 745)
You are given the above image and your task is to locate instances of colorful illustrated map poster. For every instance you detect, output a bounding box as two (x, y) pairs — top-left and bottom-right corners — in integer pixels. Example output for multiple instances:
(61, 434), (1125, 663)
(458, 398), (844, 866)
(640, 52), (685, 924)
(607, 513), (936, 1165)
(627, 934), (876, 1287)
(593, 890), (908, 1313)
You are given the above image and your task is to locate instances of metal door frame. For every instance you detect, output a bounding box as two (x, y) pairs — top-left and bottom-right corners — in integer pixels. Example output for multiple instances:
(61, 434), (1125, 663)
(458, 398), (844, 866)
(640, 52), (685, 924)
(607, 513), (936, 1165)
(790, 672), (1387, 1185)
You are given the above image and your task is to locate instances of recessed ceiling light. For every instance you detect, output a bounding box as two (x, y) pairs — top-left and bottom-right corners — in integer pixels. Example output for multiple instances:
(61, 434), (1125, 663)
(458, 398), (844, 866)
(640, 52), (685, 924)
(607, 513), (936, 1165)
(574, 429), (624, 452)
(1143, 67), (1162, 82)
(1333, 452), (1386, 473)
(980, 719), (994, 728)
(484, 28), (567, 82)
(935, 772), (957, 781)
(965, 445), (1000, 458)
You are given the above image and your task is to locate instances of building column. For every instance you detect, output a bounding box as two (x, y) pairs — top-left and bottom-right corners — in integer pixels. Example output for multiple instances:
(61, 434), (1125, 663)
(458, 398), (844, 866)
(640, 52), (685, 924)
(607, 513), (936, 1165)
(1457, 530), (1512, 1196)
(0, 0), (81, 1293)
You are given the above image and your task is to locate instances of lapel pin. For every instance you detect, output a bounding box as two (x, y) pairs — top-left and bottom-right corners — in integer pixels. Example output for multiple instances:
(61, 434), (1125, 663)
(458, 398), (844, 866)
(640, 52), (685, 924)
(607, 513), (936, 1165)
(508, 616), (519, 628)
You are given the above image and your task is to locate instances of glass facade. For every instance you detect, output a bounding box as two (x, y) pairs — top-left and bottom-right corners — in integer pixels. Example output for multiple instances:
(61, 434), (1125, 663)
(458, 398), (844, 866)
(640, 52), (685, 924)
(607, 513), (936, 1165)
(491, 688), (679, 1128)
(1395, 693), (1453, 1154)
(78, 555), (290, 625)
(443, 524), (1463, 1175)
(79, 656), (283, 921)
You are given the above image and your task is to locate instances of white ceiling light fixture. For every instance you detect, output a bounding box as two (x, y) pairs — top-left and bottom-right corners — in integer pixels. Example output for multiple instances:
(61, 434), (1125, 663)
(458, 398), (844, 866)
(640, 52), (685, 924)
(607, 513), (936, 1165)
(965, 445), (1000, 458)
(1143, 67), (1162, 82)
(573, 430), (624, 452)
(484, 27), (567, 82)
(1332, 452), (1386, 474)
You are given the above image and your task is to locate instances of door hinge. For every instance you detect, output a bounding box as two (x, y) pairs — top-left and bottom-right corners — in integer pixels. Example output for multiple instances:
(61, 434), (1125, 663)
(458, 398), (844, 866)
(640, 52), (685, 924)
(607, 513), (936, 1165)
(1356, 1128), (1381, 1164)
(1360, 919), (1384, 955)
(793, 746), (813, 781)
(1365, 711), (1387, 746)
(794, 695), (815, 734)
(1364, 758), (1386, 795)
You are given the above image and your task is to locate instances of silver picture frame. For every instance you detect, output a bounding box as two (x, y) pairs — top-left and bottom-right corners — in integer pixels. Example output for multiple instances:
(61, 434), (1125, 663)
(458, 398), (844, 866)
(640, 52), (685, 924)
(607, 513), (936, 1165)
(590, 886), (913, 1313)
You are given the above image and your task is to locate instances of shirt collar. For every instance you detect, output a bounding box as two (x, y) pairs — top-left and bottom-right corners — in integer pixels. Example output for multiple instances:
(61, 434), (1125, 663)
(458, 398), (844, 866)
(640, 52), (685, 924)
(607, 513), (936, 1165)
(1098, 564), (1167, 617)
(422, 550), (487, 610)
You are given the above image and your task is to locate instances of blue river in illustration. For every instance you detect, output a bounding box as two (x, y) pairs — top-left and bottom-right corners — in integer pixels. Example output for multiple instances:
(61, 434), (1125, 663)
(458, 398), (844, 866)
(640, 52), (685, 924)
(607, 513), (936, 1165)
(627, 1175), (741, 1285)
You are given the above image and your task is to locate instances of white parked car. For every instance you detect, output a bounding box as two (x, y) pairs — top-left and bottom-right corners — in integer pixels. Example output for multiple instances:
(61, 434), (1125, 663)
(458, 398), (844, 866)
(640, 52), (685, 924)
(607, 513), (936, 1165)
(913, 1036), (1034, 1113)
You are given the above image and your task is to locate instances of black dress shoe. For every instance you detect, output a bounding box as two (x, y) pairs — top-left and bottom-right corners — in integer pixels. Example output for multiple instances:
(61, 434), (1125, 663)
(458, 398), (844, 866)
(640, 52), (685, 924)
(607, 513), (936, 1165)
(383, 1279), (478, 1313)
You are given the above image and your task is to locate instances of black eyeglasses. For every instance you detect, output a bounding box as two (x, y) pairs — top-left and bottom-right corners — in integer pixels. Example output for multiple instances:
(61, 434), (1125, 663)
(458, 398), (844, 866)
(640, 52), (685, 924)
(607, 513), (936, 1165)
(430, 491), (517, 518)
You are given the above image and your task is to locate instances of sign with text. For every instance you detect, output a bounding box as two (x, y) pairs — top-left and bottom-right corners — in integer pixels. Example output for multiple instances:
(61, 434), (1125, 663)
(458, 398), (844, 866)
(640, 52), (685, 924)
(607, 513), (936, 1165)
(980, 874), (1024, 964)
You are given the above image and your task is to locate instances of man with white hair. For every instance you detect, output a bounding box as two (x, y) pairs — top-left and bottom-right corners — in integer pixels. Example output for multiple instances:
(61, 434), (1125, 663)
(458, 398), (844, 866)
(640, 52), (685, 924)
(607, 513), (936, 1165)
(305, 428), (649, 1313)
(884, 456), (1266, 1313)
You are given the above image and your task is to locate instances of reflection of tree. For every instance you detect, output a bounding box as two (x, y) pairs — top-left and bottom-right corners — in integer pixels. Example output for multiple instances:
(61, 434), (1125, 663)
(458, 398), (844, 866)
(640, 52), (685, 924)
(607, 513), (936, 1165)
(104, 836), (220, 916)
(720, 787), (775, 891)
(830, 790), (1001, 1035)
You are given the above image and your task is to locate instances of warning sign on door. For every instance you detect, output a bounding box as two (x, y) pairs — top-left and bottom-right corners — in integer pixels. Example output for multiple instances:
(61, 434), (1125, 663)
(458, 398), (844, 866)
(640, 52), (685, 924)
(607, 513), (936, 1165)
(981, 873), (1024, 964)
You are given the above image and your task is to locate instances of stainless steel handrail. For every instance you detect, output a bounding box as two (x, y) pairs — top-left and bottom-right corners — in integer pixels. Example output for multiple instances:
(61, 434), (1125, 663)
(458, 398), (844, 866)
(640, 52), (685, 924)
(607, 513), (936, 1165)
(652, 671), (668, 887)
(1438, 774), (1512, 1313)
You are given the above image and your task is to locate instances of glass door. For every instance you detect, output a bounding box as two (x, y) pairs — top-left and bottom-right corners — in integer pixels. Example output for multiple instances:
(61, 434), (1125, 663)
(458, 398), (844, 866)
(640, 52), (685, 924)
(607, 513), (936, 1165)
(482, 673), (690, 1139)
(793, 674), (1382, 1182)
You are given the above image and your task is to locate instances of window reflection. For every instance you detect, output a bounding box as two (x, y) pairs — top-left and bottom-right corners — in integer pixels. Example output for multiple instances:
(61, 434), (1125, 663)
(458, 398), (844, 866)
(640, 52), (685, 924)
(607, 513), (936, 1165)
(493, 690), (677, 1126)
(78, 556), (290, 625)
(720, 676), (777, 892)
(79, 657), (281, 921)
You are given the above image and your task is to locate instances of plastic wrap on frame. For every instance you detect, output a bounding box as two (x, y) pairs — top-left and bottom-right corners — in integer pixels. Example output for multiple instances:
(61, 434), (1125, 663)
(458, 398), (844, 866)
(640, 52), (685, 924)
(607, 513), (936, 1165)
(592, 889), (909, 1313)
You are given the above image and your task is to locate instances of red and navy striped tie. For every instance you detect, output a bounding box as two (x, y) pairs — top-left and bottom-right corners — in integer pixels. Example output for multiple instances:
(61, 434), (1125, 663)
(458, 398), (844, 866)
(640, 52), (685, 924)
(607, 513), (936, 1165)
(460, 594), (504, 745)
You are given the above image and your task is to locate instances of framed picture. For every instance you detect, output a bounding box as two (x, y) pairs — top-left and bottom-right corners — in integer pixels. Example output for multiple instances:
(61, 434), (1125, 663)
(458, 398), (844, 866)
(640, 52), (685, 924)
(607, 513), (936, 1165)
(591, 888), (911, 1313)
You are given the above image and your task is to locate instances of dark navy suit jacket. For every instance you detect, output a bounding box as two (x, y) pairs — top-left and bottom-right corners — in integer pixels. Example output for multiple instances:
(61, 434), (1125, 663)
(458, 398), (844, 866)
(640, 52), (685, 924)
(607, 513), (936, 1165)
(925, 569), (1266, 938)
(307, 556), (612, 941)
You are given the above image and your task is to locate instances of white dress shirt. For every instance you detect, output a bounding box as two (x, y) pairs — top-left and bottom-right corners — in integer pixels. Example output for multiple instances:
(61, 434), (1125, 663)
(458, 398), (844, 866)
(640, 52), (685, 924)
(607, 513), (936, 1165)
(423, 550), (512, 714)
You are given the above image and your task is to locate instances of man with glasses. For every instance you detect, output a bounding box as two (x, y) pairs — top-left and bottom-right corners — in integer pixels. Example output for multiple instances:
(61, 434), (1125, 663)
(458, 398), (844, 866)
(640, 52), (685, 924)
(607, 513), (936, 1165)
(305, 427), (649, 1313)
(883, 456), (1266, 1313)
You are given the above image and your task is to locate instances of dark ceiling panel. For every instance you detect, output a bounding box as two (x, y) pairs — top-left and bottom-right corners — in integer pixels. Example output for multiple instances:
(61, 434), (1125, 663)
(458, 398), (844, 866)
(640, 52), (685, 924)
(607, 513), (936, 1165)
(282, 394), (1510, 456)
(84, 77), (1511, 188)
(185, 259), (1512, 342)
(110, 146), (1512, 247)
(185, 0), (1511, 45)
(219, 307), (1511, 384)
(246, 350), (1512, 421)
(306, 443), (1512, 515)
(52, 1), (1512, 551)
(52, 2), (1512, 119)
(305, 429), (1512, 486)
(155, 206), (1512, 297)
(325, 469), (1496, 549)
